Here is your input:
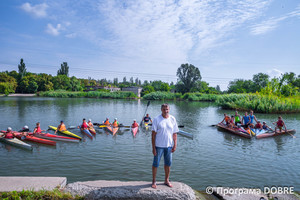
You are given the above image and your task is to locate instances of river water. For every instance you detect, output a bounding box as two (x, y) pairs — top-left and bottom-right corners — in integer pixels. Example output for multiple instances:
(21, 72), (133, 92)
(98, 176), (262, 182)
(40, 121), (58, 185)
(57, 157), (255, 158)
(0, 97), (299, 191)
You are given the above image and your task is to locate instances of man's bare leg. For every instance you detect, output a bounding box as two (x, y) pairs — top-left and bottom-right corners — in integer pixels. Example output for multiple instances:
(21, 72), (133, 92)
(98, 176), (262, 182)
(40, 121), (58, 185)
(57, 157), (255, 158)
(164, 165), (172, 187)
(152, 166), (157, 189)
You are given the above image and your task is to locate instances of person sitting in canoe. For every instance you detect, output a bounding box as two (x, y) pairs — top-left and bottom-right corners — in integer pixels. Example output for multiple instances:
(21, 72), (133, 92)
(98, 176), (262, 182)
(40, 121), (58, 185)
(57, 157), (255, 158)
(242, 112), (250, 127)
(234, 111), (241, 126)
(1, 127), (16, 139)
(228, 116), (236, 129)
(112, 118), (119, 127)
(20, 125), (30, 132)
(103, 118), (111, 126)
(87, 119), (94, 128)
(254, 121), (263, 130)
(220, 113), (231, 126)
(262, 121), (273, 131)
(143, 114), (152, 124)
(33, 122), (45, 134)
(132, 119), (139, 128)
(54, 120), (67, 134)
(249, 110), (258, 128)
(80, 118), (89, 131)
(273, 116), (287, 133)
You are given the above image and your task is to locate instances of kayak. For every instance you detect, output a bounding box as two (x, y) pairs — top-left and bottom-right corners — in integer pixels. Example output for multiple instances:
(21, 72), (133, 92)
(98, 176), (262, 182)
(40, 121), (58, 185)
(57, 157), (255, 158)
(177, 130), (193, 139)
(144, 122), (149, 128)
(81, 129), (93, 139)
(105, 126), (119, 136)
(0, 132), (33, 150)
(32, 132), (80, 142)
(89, 127), (96, 135)
(48, 126), (82, 140)
(14, 133), (56, 146)
(131, 126), (139, 137)
(216, 123), (252, 139)
(256, 129), (296, 139)
(112, 127), (119, 136)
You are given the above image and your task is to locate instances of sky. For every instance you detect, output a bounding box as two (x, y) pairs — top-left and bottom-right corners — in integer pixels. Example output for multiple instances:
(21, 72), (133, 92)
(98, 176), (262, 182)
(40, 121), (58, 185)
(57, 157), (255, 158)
(0, 0), (300, 90)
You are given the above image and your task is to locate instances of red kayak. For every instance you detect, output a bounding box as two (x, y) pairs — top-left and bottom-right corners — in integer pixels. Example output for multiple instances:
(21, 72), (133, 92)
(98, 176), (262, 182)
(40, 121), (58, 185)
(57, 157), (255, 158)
(131, 127), (139, 137)
(14, 132), (56, 146)
(89, 127), (96, 135)
(31, 132), (80, 142)
(105, 126), (119, 136)
(256, 129), (296, 139)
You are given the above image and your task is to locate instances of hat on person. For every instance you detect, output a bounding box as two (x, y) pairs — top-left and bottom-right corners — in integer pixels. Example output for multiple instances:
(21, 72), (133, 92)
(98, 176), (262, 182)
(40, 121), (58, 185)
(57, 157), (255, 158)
(133, 119), (136, 121)
(263, 121), (266, 124)
(23, 125), (29, 129)
(88, 119), (92, 122)
(115, 118), (117, 120)
(7, 127), (12, 131)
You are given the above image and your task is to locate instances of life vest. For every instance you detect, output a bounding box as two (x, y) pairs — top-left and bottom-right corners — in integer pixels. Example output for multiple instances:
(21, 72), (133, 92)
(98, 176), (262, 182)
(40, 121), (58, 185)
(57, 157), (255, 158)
(35, 126), (42, 133)
(104, 120), (110, 125)
(243, 116), (250, 124)
(112, 121), (119, 127)
(249, 115), (255, 123)
(225, 116), (230, 123)
(58, 124), (67, 131)
(132, 122), (138, 128)
(4, 132), (14, 139)
(81, 122), (88, 129)
(277, 120), (284, 127)
(235, 115), (240, 122)
(144, 117), (151, 122)
(255, 123), (263, 129)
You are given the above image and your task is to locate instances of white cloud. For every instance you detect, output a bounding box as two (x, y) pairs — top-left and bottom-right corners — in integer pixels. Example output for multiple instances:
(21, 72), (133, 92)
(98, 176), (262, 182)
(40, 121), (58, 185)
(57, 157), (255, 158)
(251, 5), (300, 35)
(268, 68), (283, 78)
(20, 2), (48, 18)
(73, 0), (271, 63)
(65, 33), (77, 38)
(45, 24), (62, 36)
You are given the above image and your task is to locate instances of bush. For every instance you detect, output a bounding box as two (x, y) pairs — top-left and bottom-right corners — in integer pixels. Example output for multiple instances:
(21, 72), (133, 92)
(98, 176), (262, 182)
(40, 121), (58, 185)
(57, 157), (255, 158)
(143, 91), (179, 100)
(216, 93), (300, 113)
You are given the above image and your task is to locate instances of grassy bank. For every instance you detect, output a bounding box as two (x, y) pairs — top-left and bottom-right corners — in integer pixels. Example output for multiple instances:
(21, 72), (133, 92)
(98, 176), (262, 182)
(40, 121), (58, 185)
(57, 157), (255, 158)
(216, 94), (300, 113)
(142, 91), (218, 101)
(0, 189), (83, 200)
(38, 90), (137, 99)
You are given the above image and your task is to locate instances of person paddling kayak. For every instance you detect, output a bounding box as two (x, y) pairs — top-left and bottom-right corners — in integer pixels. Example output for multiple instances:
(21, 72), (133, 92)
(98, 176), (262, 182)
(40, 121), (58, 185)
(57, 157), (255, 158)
(1, 127), (16, 139)
(273, 116), (287, 133)
(220, 113), (231, 126)
(87, 119), (94, 128)
(80, 118), (89, 130)
(262, 122), (273, 131)
(112, 118), (119, 127)
(143, 114), (152, 124)
(54, 121), (67, 134)
(103, 118), (111, 126)
(33, 122), (46, 134)
(132, 119), (139, 128)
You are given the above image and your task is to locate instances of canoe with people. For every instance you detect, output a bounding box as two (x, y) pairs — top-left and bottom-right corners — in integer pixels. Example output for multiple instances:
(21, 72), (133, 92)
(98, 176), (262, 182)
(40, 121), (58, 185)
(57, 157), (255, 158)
(217, 111), (296, 139)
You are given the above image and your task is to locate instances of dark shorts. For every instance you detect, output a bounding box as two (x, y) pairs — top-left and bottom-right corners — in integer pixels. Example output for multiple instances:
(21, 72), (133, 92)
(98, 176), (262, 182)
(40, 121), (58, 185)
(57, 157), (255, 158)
(152, 147), (172, 167)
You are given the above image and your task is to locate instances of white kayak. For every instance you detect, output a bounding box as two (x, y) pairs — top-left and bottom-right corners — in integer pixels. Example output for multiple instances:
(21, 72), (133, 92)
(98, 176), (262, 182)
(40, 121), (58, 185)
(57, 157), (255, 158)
(0, 133), (33, 150)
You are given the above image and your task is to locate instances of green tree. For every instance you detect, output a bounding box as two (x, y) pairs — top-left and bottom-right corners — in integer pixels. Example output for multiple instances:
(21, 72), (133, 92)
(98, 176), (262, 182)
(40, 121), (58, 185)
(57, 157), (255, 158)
(252, 73), (269, 92)
(70, 76), (82, 91)
(160, 82), (170, 92)
(37, 73), (53, 91)
(141, 85), (155, 96)
(216, 85), (221, 92)
(176, 63), (201, 93)
(18, 58), (27, 79)
(113, 78), (118, 86)
(0, 72), (18, 94)
(18, 74), (38, 93)
(57, 62), (69, 76)
(53, 75), (71, 90)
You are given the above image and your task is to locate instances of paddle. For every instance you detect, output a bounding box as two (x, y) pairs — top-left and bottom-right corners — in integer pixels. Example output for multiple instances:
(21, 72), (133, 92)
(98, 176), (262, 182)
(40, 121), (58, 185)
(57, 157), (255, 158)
(140, 101), (151, 126)
(287, 132), (296, 138)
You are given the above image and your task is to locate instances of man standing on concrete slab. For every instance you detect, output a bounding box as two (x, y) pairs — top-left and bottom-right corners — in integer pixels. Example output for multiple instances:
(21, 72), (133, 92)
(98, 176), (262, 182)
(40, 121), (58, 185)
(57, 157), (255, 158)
(151, 103), (178, 189)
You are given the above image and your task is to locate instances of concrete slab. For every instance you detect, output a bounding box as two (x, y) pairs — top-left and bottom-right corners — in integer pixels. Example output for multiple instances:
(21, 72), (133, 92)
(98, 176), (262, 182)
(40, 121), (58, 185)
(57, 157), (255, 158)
(66, 180), (196, 200)
(0, 176), (67, 192)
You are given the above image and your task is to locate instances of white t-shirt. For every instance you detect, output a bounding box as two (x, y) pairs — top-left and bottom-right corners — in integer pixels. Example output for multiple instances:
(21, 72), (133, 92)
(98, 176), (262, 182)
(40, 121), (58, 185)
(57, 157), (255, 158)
(152, 114), (179, 148)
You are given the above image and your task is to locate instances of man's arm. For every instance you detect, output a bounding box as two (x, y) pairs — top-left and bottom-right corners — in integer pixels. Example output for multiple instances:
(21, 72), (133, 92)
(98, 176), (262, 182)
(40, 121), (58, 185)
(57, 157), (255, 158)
(172, 133), (177, 153)
(152, 131), (157, 156)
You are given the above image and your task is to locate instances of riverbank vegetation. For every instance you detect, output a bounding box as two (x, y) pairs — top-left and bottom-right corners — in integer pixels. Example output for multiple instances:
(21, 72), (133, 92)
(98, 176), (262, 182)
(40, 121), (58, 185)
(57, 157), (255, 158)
(1, 59), (299, 113)
(0, 189), (83, 200)
(38, 90), (137, 99)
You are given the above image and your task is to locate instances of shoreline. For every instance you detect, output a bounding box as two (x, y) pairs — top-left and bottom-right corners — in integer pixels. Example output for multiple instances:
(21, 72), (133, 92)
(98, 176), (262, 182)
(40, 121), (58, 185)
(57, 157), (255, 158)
(1, 177), (299, 200)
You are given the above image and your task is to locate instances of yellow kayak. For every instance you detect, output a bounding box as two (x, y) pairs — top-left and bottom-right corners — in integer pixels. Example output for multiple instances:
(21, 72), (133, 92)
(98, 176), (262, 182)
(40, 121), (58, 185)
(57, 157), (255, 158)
(48, 126), (82, 140)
